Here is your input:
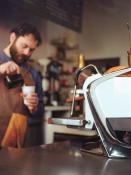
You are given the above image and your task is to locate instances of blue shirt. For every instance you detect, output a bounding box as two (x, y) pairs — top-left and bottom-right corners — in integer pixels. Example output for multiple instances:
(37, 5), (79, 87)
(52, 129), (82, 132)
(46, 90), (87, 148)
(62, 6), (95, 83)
(0, 49), (44, 123)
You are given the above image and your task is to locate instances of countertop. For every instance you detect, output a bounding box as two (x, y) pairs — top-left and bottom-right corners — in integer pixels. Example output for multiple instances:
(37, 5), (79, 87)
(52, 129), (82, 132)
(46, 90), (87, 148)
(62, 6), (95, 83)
(0, 141), (131, 175)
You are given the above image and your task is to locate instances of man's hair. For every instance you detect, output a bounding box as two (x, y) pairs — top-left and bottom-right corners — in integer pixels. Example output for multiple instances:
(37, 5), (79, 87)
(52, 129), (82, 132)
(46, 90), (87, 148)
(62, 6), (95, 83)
(11, 23), (42, 46)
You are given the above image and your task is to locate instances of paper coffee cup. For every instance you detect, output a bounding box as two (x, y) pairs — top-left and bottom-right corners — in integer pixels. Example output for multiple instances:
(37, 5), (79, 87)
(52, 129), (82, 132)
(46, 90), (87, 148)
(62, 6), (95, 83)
(22, 85), (35, 105)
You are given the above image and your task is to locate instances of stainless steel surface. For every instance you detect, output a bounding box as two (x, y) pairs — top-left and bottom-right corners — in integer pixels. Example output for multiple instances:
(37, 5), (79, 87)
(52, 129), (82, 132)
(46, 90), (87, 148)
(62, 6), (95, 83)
(70, 84), (77, 116)
(51, 117), (85, 126)
(45, 105), (70, 111)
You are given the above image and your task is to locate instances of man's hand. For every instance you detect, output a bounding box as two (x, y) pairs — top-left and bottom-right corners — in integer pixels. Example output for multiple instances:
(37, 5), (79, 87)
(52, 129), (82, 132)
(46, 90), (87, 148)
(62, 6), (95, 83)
(0, 61), (20, 75)
(23, 92), (38, 113)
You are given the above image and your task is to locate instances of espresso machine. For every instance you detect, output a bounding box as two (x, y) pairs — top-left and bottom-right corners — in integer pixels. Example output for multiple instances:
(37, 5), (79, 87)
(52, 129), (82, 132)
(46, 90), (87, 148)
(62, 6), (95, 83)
(51, 64), (131, 158)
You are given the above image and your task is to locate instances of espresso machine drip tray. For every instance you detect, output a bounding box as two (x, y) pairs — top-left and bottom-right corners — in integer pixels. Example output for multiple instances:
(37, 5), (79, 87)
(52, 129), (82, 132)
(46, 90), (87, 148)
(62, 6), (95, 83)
(51, 117), (86, 127)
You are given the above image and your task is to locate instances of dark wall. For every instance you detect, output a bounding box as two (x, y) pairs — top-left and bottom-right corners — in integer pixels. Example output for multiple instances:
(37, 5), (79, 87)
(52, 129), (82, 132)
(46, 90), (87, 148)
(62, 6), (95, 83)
(0, 0), (83, 32)
(0, 1), (42, 28)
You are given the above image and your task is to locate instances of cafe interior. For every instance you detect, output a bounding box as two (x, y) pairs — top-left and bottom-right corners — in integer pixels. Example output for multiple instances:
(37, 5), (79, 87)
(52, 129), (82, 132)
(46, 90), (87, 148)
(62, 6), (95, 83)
(1, 0), (131, 174)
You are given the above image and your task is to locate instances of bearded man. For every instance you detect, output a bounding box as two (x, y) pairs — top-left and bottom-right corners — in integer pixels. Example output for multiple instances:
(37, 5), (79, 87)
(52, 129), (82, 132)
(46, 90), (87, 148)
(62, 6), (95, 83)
(0, 23), (44, 148)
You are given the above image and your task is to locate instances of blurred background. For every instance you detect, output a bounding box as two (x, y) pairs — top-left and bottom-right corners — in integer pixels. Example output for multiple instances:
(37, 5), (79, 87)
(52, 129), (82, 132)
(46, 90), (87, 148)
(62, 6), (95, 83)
(0, 0), (131, 145)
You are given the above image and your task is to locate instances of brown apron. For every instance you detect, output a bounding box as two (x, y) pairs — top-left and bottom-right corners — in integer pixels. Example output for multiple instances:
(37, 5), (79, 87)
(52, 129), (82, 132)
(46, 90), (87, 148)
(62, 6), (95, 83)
(0, 67), (34, 148)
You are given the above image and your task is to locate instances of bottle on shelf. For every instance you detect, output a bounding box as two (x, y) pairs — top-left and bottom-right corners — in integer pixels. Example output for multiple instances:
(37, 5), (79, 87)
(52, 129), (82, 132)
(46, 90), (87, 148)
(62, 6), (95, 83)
(78, 54), (85, 69)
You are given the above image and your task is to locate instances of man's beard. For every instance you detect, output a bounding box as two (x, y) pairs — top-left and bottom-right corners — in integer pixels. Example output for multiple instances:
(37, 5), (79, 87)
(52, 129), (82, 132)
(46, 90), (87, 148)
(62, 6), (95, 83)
(10, 43), (29, 65)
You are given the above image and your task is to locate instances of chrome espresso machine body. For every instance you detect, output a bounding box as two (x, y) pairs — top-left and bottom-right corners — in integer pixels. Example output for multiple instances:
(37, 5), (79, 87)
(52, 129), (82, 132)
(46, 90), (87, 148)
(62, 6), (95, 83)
(52, 65), (131, 159)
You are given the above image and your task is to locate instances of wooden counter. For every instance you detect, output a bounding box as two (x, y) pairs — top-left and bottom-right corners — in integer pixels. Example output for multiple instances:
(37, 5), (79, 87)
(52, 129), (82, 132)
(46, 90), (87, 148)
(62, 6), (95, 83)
(0, 142), (131, 175)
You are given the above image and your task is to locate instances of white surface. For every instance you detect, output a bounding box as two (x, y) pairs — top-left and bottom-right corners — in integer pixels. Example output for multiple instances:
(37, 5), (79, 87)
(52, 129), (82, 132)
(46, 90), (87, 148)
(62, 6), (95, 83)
(22, 85), (35, 94)
(93, 77), (131, 118)
(90, 76), (131, 137)
(22, 85), (35, 105)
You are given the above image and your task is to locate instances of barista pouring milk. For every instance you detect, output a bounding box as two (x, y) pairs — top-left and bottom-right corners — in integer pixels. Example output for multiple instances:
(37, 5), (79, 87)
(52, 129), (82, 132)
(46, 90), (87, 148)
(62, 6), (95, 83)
(0, 23), (44, 148)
